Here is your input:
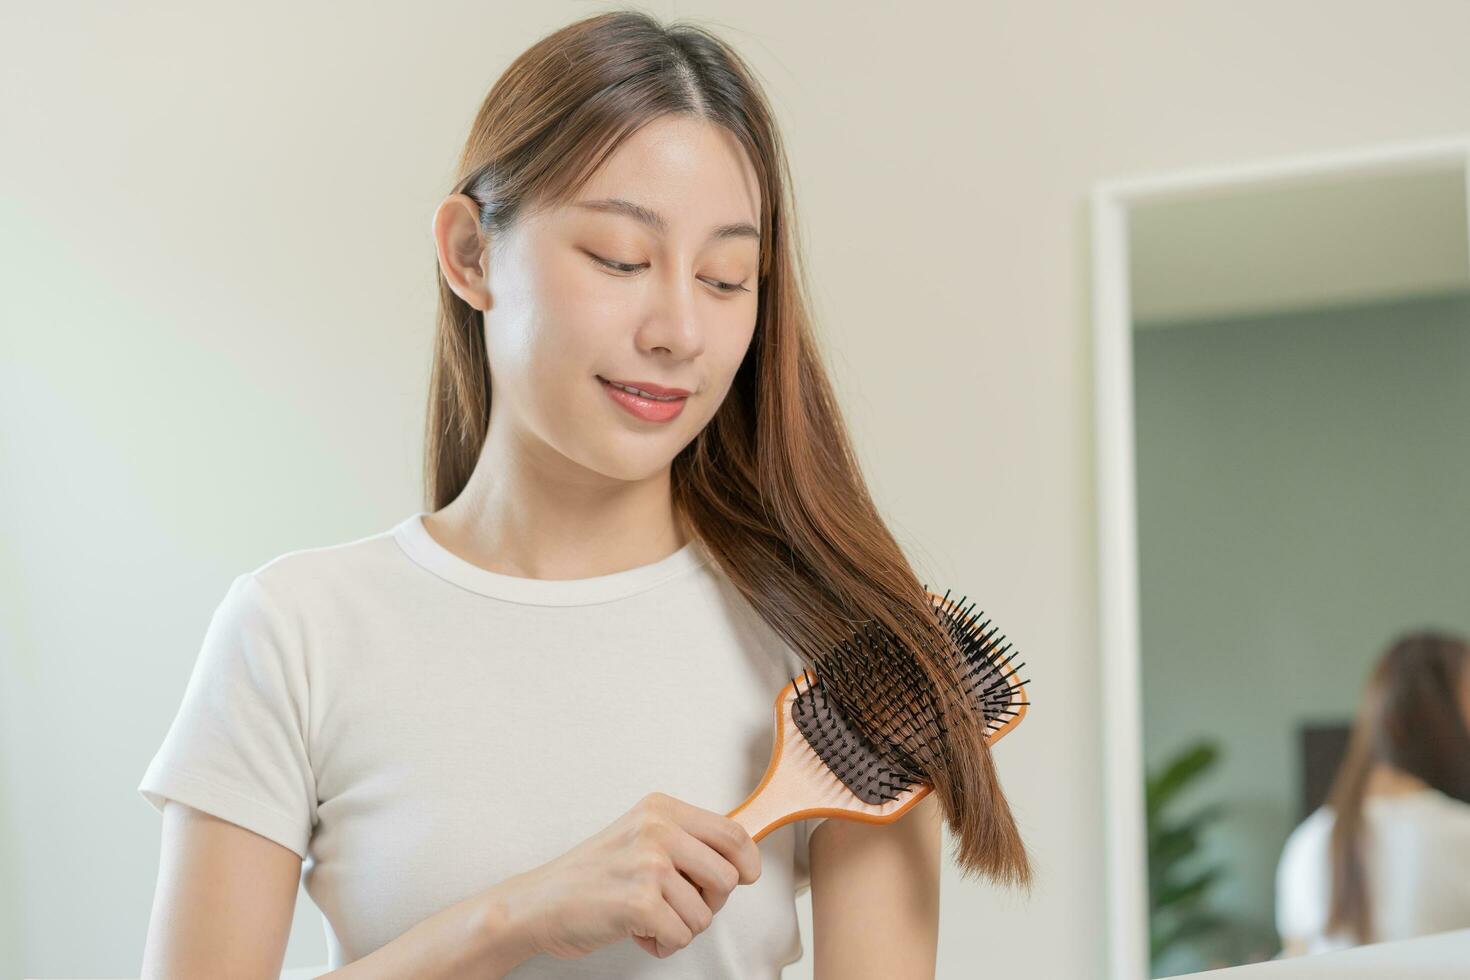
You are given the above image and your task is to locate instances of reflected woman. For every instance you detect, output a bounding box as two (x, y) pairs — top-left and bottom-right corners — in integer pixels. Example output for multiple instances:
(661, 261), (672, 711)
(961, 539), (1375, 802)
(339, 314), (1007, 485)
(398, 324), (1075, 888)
(1275, 631), (1470, 955)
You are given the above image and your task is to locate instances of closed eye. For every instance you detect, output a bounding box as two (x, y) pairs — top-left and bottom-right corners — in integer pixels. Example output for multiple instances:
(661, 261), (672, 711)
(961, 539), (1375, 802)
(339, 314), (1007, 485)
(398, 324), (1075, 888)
(584, 251), (750, 294)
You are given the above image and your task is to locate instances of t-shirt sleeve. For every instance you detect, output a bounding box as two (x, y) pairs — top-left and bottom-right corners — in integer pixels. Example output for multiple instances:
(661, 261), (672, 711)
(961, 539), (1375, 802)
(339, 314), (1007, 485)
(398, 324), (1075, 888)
(792, 815), (832, 898)
(138, 571), (317, 860)
(1274, 813), (1327, 942)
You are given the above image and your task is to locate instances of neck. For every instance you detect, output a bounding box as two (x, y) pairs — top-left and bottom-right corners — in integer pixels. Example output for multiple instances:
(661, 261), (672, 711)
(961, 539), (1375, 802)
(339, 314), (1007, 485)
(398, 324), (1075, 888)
(1363, 762), (1429, 797)
(426, 418), (690, 580)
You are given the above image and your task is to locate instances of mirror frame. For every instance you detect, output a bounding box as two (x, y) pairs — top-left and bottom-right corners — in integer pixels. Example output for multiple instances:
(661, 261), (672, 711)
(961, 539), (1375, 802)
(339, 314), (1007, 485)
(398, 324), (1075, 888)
(1088, 134), (1470, 980)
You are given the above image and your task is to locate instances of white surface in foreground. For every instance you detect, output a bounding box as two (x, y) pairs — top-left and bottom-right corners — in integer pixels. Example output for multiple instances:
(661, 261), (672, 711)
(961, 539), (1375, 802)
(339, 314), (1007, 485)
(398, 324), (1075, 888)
(1172, 927), (1470, 979)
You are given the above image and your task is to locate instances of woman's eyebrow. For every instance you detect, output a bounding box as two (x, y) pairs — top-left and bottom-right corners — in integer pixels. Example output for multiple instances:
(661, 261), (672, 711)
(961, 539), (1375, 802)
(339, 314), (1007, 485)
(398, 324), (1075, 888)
(572, 197), (759, 242)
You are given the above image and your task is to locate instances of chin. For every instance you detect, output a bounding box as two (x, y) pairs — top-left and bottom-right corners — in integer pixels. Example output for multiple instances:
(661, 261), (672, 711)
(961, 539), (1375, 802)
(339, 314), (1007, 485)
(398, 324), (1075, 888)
(588, 443), (681, 483)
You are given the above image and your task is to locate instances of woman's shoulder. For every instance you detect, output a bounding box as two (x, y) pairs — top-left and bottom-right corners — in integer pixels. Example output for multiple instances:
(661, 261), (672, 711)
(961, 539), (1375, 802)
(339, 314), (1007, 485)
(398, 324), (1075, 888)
(241, 516), (413, 615)
(1398, 788), (1470, 838)
(1282, 805), (1335, 853)
(1338, 789), (1470, 867)
(1276, 806), (1335, 891)
(1361, 787), (1470, 819)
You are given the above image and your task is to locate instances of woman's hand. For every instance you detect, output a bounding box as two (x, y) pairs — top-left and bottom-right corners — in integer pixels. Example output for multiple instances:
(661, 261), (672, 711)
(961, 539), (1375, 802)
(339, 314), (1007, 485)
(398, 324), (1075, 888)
(492, 791), (763, 961)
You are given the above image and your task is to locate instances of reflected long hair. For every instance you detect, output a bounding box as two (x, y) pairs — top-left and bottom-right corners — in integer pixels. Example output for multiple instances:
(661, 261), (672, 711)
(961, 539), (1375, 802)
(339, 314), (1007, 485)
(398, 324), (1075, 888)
(1322, 631), (1470, 942)
(421, 10), (1030, 887)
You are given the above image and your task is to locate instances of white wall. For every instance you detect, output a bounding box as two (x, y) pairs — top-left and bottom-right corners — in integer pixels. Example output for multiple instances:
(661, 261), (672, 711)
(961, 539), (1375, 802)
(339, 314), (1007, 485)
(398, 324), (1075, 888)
(4, 1), (1470, 977)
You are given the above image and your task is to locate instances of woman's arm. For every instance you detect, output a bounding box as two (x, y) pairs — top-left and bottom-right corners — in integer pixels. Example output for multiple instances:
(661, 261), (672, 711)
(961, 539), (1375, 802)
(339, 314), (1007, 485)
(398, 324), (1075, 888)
(141, 802), (300, 979)
(809, 793), (943, 980)
(319, 885), (531, 979)
(320, 892), (529, 979)
(141, 801), (533, 980)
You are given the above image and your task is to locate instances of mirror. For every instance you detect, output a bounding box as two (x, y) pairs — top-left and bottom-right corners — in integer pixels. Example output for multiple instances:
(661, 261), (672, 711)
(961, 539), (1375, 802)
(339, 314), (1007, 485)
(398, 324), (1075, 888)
(1092, 139), (1470, 978)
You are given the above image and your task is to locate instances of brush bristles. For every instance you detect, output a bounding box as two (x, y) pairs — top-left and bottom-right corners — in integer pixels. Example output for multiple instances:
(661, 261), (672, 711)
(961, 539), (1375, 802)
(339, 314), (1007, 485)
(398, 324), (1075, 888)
(788, 585), (1029, 804)
(791, 668), (925, 804)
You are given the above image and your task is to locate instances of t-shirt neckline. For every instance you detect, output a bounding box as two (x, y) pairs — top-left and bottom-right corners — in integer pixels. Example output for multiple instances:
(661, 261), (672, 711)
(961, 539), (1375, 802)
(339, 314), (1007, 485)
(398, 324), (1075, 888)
(391, 511), (710, 606)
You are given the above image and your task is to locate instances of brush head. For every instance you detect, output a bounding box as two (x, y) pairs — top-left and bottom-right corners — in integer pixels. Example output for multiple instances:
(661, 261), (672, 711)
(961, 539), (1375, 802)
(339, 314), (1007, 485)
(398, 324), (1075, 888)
(725, 586), (1029, 841)
(789, 587), (1029, 805)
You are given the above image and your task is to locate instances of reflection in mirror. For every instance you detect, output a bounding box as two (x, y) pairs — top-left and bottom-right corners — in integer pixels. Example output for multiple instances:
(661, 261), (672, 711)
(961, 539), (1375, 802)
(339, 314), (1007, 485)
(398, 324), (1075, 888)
(1128, 164), (1470, 976)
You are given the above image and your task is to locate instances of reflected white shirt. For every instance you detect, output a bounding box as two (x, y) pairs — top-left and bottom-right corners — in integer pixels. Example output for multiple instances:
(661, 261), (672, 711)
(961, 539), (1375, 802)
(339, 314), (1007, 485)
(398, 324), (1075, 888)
(1275, 788), (1470, 954)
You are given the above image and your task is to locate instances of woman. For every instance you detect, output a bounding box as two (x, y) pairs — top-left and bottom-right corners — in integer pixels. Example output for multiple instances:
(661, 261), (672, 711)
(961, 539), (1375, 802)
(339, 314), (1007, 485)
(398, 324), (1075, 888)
(1275, 630), (1470, 956)
(137, 10), (1030, 979)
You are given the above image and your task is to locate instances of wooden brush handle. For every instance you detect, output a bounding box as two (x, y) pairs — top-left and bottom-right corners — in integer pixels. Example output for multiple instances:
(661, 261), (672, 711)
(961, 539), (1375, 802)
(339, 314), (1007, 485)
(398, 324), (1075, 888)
(726, 672), (934, 842)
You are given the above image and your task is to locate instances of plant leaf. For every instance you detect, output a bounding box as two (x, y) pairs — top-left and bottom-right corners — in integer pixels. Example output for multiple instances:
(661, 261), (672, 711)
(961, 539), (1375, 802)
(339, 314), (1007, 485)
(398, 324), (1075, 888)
(1151, 909), (1229, 961)
(1156, 866), (1225, 908)
(1146, 741), (1220, 817)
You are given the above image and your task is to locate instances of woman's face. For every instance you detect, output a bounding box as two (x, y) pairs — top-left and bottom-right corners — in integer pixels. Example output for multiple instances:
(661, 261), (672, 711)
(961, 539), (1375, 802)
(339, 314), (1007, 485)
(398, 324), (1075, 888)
(440, 114), (763, 484)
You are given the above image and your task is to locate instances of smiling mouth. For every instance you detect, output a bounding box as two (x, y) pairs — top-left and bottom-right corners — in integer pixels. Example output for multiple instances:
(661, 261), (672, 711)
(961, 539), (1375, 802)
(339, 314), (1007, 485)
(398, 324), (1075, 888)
(597, 376), (690, 423)
(596, 377), (688, 401)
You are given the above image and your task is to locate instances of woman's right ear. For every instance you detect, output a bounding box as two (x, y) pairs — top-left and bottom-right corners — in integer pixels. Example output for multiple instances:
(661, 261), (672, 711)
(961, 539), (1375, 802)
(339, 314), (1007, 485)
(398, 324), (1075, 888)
(432, 193), (492, 311)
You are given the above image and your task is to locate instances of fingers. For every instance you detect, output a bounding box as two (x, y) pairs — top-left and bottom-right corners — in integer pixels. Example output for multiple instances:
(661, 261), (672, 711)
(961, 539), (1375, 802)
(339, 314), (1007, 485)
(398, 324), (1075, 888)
(659, 861), (715, 943)
(627, 792), (764, 960)
(665, 829), (742, 915)
(653, 793), (762, 886)
(633, 892), (693, 959)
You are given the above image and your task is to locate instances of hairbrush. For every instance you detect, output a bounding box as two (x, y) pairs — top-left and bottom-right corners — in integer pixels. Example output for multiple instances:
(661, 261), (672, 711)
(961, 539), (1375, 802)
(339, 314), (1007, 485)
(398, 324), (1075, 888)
(726, 587), (1028, 841)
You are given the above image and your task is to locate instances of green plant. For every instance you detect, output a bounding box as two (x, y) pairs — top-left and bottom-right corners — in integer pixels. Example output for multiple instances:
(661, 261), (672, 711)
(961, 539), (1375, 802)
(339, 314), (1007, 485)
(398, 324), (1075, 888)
(1146, 738), (1229, 970)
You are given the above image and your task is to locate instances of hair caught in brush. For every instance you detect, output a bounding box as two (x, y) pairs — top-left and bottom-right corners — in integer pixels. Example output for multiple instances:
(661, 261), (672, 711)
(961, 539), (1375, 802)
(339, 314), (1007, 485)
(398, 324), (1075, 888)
(422, 9), (1031, 889)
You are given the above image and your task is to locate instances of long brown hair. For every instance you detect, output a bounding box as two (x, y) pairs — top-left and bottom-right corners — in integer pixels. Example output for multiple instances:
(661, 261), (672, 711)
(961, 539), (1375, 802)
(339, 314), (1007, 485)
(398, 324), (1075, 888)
(1322, 630), (1470, 942)
(421, 10), (1030, 888)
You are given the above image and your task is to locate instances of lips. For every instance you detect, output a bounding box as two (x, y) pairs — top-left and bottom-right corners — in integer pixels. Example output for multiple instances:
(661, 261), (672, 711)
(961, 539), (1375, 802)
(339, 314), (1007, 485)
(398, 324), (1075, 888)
(598, 376), (689, 423)
(596, 376), (691, 399)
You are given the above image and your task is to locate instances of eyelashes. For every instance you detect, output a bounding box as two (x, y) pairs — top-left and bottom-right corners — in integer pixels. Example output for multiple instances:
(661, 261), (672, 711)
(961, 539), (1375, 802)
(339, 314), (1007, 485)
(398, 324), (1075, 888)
(585, 250), (751, 294)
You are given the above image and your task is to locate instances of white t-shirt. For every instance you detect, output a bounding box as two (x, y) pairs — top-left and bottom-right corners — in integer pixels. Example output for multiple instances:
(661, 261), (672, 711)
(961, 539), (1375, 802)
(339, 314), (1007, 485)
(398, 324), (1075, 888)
(139, 512), (828, 977)
(1274, 788), (1470, 954)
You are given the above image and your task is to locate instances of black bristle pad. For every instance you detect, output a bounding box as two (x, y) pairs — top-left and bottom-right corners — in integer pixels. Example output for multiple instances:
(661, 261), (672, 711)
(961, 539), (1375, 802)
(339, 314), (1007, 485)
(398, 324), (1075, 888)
(791, 668), (924, 804)
(789, 587), (1028, 803)
(928, 586), (1029, 734)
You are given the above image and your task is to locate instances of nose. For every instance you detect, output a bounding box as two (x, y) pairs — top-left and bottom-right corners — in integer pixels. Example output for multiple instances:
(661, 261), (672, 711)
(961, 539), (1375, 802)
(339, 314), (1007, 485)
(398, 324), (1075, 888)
(636, 267), (706, 360)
